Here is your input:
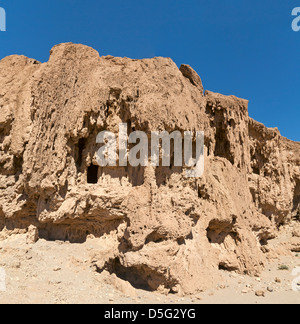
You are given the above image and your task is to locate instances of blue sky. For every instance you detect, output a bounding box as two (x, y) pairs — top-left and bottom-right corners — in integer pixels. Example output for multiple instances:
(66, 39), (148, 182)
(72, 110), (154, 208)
(0, 0), (299, 141)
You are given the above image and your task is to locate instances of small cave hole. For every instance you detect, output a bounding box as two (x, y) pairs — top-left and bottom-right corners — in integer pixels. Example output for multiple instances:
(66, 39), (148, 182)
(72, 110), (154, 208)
(214, 127), (234, 165)
(87, 164), (99, 184)
(177, 238), (186, 245)
(252, 167), (260, 175)
(103, 258), (154, 292)
(259, 239), (268, 246)
(219, 264), (228, 271)
(76, 138), (86, 171)
(218, 263), (237, 272)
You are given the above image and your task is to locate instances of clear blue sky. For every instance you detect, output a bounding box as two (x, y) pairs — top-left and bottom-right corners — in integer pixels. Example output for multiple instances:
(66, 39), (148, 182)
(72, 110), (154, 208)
(0, 0), (299, 141)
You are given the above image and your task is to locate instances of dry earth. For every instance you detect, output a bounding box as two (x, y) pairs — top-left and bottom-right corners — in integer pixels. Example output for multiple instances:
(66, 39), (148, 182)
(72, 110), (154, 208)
(0, 231), (299, 304)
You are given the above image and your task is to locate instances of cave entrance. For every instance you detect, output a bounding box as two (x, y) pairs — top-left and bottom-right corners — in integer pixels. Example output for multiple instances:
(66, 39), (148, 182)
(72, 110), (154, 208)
(206, 218), (236, 244)
(214, 127), (234, 165)
(76, 138), (86, 172)
(87, 164), (99, 184)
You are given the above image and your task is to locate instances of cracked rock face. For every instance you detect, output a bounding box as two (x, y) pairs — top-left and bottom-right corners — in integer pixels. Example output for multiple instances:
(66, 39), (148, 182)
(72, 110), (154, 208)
(0, 43), (299, 295)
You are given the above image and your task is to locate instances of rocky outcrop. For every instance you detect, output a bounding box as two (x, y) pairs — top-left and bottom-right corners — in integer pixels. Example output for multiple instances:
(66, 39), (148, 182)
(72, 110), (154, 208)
(0, 43), (299, 295)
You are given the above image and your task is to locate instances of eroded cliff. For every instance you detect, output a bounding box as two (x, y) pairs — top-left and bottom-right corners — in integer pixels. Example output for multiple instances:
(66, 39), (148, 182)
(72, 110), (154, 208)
(0, 43), (299, 294)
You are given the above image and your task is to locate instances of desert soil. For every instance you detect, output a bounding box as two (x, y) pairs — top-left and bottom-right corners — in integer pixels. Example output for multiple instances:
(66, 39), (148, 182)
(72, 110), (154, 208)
(0, 234), (299, 304)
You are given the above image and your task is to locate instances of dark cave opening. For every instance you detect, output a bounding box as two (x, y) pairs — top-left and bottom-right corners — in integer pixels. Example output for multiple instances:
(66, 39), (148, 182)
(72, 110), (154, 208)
(100, 258), (178, 294)
(206, 218), (236, 245)
(218, 263), (238, 272)
(87, 164), (99, 184)
(214, 127), (234, 165)
(76, 138), (86, 172)
(109, 259), (153, 291)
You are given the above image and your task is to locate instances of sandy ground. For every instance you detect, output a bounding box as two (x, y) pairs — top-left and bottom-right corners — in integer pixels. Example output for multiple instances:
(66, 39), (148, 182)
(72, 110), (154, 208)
(0, 234), (299, 304)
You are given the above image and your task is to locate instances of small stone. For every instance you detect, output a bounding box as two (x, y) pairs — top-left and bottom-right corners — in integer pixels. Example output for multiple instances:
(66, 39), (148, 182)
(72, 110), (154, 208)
(275, 277), (281, 283)
(241, 289), (249, 294)
(267, 287), (274, 292)
(26, 225), (39, 245)
(255, 290), (265, 297)
(53, 267), (61, 272)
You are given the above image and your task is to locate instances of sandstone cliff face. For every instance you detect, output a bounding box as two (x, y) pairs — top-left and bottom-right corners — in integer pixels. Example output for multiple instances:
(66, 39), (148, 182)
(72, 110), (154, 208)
(0, 43), (299, 294)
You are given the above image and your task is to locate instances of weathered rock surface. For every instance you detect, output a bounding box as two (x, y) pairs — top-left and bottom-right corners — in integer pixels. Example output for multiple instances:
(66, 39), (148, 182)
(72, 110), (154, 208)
(0, 43), (299, 295)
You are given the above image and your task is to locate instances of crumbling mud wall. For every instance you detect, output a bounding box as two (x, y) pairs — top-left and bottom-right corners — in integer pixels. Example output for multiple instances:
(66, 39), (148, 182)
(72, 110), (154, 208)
(0, 43), (299, 294)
